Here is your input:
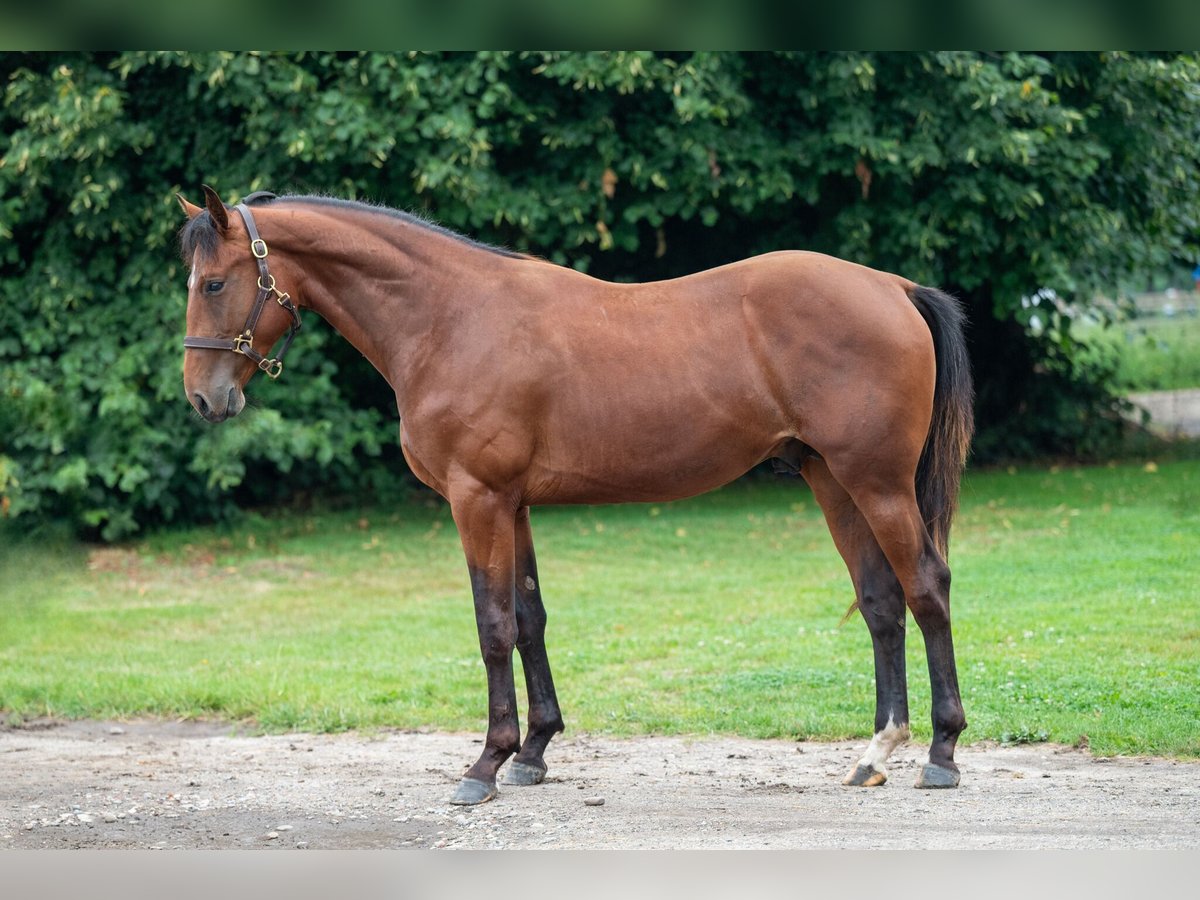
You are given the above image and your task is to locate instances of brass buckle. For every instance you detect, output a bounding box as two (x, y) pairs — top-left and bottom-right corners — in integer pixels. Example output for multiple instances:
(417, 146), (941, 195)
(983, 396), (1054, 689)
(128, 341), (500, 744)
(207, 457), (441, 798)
(259, 358), (283, 379)
(250, 239), (268, 259)
(233, 333), (254, 355)
(257, 274), (292, 307)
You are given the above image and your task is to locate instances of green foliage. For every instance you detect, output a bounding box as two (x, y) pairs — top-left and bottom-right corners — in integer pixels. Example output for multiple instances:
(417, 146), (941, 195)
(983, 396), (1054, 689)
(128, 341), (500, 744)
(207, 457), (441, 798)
(1000, 728), (1051, 746)
(2, 52), (1199, 537)
(1077, 312), (1200, 392)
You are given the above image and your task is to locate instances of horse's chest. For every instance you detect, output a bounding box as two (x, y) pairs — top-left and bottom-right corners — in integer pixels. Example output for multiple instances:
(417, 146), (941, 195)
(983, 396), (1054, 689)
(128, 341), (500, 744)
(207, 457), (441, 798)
(398, 422), (446, 495)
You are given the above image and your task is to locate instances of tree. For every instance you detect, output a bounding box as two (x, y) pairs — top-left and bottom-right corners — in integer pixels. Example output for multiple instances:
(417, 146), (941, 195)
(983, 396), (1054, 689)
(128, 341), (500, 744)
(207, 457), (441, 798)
(2, 51), (1197, 537)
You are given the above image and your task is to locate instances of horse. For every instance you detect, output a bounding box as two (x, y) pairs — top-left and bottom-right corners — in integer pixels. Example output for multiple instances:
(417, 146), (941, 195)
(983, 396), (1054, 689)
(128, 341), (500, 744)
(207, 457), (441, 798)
(176, 185), (974, 805)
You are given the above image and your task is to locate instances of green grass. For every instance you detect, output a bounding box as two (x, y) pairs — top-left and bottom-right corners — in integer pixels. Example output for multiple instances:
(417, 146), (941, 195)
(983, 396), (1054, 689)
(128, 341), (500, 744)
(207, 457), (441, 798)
(1078, 312), (1200, 391)
(2, 460), (1198, 757)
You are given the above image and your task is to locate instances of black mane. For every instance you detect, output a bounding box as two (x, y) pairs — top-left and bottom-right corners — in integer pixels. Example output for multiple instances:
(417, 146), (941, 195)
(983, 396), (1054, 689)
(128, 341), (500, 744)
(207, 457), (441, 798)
(179, 192), (523, 264)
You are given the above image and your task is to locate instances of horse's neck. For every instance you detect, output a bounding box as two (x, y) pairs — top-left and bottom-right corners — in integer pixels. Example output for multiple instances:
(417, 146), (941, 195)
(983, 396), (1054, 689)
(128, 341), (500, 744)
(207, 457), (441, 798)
(284, 215), (486, 405)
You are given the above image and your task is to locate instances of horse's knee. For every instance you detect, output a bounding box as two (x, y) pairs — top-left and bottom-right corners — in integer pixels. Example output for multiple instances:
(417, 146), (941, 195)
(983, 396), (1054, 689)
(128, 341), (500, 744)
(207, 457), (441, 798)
(477, 613), (517, 665)
(515, 600), (547, 650)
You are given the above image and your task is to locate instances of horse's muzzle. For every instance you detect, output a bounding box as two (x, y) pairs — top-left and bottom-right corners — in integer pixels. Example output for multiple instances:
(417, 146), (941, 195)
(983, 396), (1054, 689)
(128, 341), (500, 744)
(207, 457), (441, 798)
(192, 385), (244, 423)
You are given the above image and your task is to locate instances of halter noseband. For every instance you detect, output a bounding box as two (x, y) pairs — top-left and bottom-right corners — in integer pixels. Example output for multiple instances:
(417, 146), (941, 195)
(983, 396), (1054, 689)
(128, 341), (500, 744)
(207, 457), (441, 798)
(183, 196), (302, 380)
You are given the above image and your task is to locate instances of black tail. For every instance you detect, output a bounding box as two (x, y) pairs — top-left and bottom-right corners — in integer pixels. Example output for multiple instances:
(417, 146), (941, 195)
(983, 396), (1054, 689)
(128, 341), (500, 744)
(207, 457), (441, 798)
(908, 286), (974, 558)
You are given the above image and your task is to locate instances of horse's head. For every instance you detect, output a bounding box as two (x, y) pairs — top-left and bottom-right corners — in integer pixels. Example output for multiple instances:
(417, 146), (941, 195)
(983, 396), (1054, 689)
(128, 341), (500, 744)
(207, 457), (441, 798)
(177, 186), (301, 422)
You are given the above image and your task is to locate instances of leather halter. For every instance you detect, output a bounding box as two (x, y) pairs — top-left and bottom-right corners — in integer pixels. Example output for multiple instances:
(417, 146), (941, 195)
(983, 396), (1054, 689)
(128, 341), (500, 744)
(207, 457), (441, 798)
(183, 195), (302, 380)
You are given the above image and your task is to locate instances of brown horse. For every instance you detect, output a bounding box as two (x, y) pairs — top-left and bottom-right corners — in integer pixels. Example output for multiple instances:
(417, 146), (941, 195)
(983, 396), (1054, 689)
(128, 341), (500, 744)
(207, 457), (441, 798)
(177, 186), (973, 805)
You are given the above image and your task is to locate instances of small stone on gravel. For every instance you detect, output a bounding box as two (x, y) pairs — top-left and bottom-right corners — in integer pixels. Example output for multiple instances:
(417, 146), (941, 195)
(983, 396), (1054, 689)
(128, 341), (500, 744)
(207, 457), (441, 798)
(584, 796), (605, 806)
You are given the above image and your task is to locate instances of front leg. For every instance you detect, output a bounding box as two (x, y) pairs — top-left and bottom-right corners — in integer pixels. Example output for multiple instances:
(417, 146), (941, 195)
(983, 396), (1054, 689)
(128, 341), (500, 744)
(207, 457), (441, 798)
(503, 506), (565, 786)
(448, 483), (521, 805)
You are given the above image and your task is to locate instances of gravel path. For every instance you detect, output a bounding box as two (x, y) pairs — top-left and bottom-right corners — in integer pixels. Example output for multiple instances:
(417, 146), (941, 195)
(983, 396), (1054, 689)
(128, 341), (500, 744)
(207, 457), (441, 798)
(2, 719), (1197, 849)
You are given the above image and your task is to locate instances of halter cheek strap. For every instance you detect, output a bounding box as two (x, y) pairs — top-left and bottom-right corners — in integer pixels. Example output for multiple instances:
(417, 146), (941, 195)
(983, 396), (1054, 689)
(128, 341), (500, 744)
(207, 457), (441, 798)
(183, 199), (302, 380)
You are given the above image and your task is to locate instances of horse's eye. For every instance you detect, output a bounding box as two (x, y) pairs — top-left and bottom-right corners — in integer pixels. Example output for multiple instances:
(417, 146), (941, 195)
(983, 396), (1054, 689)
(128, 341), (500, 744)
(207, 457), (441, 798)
(205, 281), (225, 295)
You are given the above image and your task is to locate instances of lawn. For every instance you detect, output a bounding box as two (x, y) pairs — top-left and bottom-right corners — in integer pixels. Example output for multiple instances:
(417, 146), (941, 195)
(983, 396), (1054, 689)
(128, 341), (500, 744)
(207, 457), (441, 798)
(1, 459), (1197, 758)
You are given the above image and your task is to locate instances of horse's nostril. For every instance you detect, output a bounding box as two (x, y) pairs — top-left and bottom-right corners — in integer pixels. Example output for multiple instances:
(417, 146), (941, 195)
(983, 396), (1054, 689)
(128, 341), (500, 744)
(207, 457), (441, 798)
(194, 392), (211, 418)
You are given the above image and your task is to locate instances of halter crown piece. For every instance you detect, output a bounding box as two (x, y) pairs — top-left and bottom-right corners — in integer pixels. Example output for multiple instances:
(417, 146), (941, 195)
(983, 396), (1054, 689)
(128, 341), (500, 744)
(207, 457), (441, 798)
(182, 194), (302, 380)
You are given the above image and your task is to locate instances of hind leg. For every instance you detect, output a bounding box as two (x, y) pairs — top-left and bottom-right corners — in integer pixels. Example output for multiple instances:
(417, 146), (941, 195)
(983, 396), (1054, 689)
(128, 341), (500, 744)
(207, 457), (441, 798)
(811, 436), (960, 787)
(822, 458), (967, 788)
(503, 507), (565, 786)
(802, 458), (910, 787)
(904, 535), (966, 788)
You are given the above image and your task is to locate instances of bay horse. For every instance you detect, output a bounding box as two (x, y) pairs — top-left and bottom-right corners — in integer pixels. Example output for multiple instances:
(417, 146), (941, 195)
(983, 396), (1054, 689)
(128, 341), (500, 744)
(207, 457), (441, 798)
(177, 186), (973, 805)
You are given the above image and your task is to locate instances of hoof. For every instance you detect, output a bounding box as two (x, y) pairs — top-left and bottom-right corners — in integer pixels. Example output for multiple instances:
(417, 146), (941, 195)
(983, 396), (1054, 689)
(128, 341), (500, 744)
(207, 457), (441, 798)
(449, 777), (497, 805)
(915, 762), (960, 789)
(842, 763), (888, 787)
(502, 760), (547, 786)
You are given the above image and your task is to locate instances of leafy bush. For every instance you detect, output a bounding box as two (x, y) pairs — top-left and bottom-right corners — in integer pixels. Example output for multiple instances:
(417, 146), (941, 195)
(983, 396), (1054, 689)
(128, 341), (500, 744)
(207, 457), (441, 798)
(2, 52), (1198, 538)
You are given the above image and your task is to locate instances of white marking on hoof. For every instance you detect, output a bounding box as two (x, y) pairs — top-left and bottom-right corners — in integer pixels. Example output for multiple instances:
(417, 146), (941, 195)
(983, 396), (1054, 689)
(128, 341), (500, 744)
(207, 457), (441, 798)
(854, 716), (911, 779)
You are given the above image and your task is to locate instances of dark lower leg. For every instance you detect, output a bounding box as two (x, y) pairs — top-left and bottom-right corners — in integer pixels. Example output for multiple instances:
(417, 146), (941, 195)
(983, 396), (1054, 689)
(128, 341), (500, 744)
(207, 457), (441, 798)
(463, 564), (522, 786)
(448, 490), (521, 805)
(799, 459), (911, 787)
(909, 547), (967, 783)
(844, 557), (911, 785)
(861, 560), (910, 734)
(509, 607), (563, 780)
(843, 483), (965, 788)
(918, 620), (966, 771)
(509, 509), (563, 779)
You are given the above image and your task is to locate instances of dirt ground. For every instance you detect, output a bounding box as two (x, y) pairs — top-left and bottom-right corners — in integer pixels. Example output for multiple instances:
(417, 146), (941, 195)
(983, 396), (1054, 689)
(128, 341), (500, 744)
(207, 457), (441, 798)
(1, 718), (1197, 850)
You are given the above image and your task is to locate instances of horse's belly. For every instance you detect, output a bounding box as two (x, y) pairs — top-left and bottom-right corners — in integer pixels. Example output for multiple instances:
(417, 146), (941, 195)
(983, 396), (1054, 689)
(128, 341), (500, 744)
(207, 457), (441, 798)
(524, 415), (783, 506)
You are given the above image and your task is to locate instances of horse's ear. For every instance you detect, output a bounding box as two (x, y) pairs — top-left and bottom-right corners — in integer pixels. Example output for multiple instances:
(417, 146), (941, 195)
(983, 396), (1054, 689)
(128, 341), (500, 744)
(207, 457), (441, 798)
(176, 193), (203, 219)
(200, 184), (230, 234)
